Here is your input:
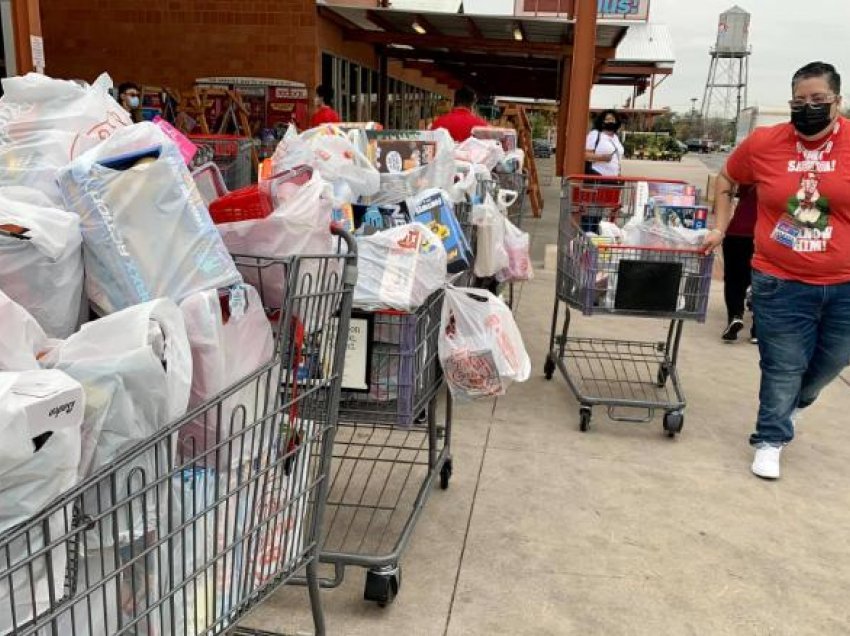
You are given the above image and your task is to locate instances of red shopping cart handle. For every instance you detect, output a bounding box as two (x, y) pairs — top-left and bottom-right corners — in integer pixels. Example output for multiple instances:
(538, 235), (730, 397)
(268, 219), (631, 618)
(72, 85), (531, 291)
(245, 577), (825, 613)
(566, 174), (689, 184)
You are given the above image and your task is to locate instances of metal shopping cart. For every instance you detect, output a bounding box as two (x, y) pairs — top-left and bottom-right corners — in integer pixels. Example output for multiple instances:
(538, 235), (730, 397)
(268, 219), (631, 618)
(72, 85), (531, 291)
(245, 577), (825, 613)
(0, 235), (357, 636)
(316, 287), (452, 607)
(544, 176), (714, 437)
(189, 134), (254, 191)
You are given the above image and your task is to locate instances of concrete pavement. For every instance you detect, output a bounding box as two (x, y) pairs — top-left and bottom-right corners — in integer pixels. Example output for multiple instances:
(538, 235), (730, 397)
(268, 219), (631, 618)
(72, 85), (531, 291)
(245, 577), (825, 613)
(240, 157), (850, 636)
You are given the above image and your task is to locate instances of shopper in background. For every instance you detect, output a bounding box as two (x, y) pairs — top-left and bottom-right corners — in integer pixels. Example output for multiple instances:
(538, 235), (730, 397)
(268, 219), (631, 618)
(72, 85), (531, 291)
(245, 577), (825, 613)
(584, 109), (624, 176)
(704, 61), (850, 480)
(117, 82), (142, 123)
(431, 86), (488, 143)
(310, 85), (341, 127)
(721, 184), (758, 344)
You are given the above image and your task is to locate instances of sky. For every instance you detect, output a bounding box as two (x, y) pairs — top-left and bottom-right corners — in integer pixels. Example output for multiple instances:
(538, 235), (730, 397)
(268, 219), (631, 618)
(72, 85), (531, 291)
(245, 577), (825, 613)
(458, 0), (850, 114)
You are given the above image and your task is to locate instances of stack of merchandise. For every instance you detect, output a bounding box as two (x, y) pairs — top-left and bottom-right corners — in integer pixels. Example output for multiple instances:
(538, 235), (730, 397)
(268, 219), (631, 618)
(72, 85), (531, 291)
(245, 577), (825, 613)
(0, 72), (310, 634)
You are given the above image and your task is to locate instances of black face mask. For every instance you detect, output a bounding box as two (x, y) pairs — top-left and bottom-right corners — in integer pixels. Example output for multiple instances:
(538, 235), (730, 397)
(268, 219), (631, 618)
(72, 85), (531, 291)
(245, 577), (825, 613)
(791, 104), (834, 137)
(602, 122), (620, 132)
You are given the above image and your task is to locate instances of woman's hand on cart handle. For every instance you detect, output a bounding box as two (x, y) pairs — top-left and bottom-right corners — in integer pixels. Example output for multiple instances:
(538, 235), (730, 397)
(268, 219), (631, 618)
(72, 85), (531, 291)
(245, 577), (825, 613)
(702, 228), (725, 254)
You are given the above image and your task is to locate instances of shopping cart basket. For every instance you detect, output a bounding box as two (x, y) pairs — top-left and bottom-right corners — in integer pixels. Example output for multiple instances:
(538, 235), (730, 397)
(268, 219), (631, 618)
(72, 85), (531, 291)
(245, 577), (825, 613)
(0, 233), (357, 636)
(189, 134), (254, 191)
(316, 286), (452, 607)
(544, 175), (714, 437)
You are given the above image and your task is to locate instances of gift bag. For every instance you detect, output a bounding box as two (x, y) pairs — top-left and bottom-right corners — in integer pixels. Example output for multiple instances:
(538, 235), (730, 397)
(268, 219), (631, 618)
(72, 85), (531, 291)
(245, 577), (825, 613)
(0, 186), (85, 338)
(496, 217), (534, 283)
(57, 122), (242, 315)
(439, 286), (530, 400)
(472, 195), (509, 278)
(354, 223), (447, 312)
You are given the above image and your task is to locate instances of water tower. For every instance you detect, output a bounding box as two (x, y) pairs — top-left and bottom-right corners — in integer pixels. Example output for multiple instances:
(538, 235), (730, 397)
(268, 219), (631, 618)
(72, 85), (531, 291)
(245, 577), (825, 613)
(700, 6), (751, 127)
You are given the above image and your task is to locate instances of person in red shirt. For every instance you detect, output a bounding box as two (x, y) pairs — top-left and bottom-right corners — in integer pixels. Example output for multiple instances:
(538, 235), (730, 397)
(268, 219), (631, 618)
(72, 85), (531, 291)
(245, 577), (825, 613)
(430, 86), (488, 142)
(721, 184), (758, 344)
(705, 61), (850, 480)
(310, 85), (341, 128)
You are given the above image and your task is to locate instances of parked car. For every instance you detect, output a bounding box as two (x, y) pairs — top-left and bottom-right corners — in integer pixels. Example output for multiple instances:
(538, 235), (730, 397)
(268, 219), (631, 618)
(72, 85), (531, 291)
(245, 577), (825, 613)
(533, 138), (552, 159)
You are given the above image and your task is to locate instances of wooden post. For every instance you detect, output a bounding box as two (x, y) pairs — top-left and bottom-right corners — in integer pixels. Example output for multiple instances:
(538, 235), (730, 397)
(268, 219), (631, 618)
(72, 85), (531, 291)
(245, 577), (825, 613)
(555, 55), (570, 178)
(564, 0), (598, 177)
(12, 0), (43, 73)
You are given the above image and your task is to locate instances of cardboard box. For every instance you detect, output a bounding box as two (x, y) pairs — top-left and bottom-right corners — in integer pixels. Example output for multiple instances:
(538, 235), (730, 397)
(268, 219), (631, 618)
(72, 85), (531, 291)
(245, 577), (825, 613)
(408, 190), (473, 274)
(1, 370), (84, 439)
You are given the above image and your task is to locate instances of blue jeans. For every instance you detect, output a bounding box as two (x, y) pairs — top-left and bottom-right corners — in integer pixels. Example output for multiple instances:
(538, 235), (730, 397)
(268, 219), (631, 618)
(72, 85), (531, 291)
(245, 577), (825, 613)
(750, 270), (850, 445)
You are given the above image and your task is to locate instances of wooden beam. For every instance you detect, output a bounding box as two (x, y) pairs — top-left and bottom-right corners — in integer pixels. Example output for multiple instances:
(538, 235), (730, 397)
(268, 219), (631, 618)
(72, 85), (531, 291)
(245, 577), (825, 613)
(600, 64), (673, 76)
(345, 29), (615, 58)
(366, 9), (398, 33)
(465, 16), (483, 40)
(564, 0), (598, 177)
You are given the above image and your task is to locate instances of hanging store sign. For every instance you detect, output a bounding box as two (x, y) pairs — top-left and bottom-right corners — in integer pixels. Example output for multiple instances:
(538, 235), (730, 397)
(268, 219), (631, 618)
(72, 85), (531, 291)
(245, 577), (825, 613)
(513, 0), (650, 21)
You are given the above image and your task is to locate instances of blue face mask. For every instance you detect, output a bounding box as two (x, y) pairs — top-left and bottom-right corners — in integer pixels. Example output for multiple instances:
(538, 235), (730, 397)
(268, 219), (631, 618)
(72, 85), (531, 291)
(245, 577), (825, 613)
(127, 96), (140, 109)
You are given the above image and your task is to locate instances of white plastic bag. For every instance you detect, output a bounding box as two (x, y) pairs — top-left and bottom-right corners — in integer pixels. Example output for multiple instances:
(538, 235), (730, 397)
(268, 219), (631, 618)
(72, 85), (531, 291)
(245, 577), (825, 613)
(439, 286), (530, 400)
(362, 129), (457, 206)
(496, 218), (534, 283)
(472, 195), (509, 278)
(622, 218), (708, 249)
(354, 223), (447, 312)
(271, 124), (380, 198)
(0, 72), (131, 142)
(0, 290), (47, 371)
(178, 285), (274, 470)
(0, 370), (83, 636)
(57, 122), (242, 315)
(0, 186), (85, 337)
(454, 137), (504, 171)
(218, 170), (334, 310)
(41, 298), (192, 478)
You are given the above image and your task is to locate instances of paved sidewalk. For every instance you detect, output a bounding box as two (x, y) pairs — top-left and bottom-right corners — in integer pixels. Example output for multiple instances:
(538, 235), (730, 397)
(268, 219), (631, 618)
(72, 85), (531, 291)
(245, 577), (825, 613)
(242, 158), (850, 636)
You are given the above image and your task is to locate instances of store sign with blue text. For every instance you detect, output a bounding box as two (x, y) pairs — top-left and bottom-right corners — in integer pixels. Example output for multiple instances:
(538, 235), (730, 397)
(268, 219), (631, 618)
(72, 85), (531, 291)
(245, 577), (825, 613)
(514, 0), (650, 21)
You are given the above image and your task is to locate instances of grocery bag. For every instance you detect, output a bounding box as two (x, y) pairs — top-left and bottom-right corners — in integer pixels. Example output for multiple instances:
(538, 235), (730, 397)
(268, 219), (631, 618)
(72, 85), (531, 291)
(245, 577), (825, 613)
(439, 286), (530, 400)
(0, 72), (131, 142)
(0, 290), (47, 371)
(217, 169), (334, 311)
(496, 217), (534, 283)
(454, 137), (504, 171)
(354, 223), (448, 312)
(178, 285), (275, 470)
(472, 195), (509, 278)
(0, 371), (83, 636)
(271, 124), (380, 199)
(57, 122), (242, 315)
(0, 186), (85, 338)
(40, 298), (192, 549)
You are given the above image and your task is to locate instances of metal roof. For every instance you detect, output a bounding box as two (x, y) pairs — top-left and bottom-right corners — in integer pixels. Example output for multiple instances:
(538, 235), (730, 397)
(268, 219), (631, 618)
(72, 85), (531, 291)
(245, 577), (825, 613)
(321, 4), (628, 50)
(614, 23), (675, 64)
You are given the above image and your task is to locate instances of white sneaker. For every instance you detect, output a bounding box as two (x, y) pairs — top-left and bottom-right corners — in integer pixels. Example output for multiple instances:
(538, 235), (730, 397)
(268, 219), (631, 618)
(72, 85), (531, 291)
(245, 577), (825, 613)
(752, 443), (783, 480)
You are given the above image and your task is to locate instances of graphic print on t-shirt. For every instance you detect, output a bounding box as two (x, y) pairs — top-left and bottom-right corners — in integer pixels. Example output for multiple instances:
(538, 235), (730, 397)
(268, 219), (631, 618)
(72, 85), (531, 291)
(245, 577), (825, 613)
(772, 140), (838, 253)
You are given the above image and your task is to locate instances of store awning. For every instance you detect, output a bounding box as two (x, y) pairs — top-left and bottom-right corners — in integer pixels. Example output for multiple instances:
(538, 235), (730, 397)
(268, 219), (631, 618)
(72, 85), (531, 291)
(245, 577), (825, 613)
(317, 3), (631, 100)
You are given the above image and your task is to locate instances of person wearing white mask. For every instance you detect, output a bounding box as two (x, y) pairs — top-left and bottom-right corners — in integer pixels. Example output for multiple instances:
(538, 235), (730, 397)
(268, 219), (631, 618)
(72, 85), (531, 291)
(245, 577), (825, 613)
(117, 82), (142, 123)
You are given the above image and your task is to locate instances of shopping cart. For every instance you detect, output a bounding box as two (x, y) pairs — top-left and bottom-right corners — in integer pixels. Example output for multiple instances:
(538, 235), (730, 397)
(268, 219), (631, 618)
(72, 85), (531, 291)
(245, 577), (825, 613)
(0, 233), (357, 636)
(544, 175), (714, 437)
(189, 134), (254, 191)
(316, 287), (452, 607)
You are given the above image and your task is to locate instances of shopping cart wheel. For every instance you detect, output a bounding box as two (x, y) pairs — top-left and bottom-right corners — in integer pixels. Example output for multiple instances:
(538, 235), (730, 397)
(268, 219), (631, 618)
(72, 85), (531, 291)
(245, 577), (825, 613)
(544, 355), (556, 380)
(364, 565), (401, 607)
(579, 408), (592, 432)
(440, 458), (453, 490)
(663, 412), (684, 438)
(656, 364), (670, 388)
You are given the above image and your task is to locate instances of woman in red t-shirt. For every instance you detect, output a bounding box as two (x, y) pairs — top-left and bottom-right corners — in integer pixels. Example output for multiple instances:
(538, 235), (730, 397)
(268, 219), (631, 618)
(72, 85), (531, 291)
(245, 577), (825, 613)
(705, 61), (850, 480)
